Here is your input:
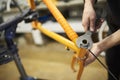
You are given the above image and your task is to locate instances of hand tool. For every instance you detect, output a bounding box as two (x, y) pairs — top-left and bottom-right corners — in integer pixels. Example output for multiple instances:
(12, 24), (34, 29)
(76, 30), (93, 49)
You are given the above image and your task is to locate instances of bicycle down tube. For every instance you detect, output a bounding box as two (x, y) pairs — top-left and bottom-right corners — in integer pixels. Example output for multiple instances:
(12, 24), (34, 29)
(27, 0), (87, 80)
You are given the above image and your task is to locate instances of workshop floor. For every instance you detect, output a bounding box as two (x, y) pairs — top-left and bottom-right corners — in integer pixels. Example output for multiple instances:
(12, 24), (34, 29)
(0, 35), (107, 80)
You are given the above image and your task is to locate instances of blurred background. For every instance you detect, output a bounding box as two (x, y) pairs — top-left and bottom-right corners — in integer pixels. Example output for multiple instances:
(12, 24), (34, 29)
(0, 0), (108, 80)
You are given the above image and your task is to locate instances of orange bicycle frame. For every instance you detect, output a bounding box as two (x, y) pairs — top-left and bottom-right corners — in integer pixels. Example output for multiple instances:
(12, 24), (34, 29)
(27, 0), (87, 80)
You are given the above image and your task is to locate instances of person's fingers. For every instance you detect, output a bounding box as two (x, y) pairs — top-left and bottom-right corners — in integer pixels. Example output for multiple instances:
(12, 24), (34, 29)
(85, 57), (95, 66)
(90, 17), (96, 31)
(84, 58), (91, 66)
(84, 53), (96, 66)
(82, 18), (90, 31)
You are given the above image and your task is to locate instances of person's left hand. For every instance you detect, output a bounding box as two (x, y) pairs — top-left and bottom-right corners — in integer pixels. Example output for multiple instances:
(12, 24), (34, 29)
(84, 43), (101, 66)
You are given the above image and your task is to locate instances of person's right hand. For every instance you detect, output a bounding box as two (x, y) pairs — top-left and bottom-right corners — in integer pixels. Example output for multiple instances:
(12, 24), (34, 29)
(82, 1), (104, 32)
(82, 1), (96, 32)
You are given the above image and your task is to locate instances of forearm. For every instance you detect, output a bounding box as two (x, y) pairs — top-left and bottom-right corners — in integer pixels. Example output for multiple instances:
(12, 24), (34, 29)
(97, 29), (120, 52)
(84, 29), (120, 66)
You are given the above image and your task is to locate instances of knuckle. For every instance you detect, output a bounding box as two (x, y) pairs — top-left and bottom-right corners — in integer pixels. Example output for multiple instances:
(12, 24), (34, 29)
(82, 21), (88, 27)
(90, 16), (95, 21)
(82, 23), (86, 27)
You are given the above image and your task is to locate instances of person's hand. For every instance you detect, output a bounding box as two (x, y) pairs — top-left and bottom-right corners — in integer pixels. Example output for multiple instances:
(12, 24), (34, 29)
(82, 1), (104, 32)
(85, 43), (101, 66)
(82, 2), (96, 32)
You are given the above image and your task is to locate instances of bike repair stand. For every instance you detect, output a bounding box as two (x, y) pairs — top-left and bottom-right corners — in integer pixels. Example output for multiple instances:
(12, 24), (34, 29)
(4, 20), (37, 80)
(1, 10), (45, 80)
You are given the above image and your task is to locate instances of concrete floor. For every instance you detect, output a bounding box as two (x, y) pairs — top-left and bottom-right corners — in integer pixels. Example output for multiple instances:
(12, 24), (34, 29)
(0, 36), (107, 80)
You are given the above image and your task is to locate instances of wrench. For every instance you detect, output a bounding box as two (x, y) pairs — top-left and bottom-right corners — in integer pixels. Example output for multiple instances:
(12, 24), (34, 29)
(76, 30), (93, 49)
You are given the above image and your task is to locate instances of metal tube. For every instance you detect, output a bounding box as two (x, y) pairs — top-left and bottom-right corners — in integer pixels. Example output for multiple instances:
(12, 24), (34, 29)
(13, 54), (28, 79)
(43, 0), (78, 42)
